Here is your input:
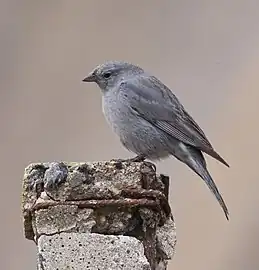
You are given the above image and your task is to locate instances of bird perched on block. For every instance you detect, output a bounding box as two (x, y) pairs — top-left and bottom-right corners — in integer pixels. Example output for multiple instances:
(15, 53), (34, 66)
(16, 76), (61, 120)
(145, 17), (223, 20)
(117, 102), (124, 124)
(82, 61), (229, 220)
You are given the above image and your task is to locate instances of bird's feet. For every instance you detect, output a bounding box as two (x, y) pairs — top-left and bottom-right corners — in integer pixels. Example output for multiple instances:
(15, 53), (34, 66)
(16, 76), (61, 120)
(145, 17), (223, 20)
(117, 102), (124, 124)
(111, 154), (146, 163)
(128, 154), (146, 162)
(111, 155), (157, 172)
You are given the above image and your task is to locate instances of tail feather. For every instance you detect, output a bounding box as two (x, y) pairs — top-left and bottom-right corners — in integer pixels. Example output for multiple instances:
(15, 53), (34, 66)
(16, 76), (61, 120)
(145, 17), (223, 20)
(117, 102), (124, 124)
(193, 160), (229, 220)
(207, 149), (230, 168)
(179, 145), (229, 220)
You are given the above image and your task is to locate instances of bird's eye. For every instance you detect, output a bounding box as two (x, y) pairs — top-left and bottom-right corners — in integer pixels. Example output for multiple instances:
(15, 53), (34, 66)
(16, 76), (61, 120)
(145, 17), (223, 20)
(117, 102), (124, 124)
(103, 72), (111, 79)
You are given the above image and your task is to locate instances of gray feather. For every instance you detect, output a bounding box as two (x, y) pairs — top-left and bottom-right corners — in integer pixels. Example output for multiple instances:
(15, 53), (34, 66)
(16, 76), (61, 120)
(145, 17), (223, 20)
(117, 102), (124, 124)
(120, 76), (229, 167)
(82, 60), (230, 220)
(182, 145), (229, 220)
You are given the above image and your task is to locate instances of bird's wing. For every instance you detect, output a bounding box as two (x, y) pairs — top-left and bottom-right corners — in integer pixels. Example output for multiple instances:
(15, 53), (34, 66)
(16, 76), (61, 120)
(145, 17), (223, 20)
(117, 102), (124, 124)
(120, 75), (229, 167)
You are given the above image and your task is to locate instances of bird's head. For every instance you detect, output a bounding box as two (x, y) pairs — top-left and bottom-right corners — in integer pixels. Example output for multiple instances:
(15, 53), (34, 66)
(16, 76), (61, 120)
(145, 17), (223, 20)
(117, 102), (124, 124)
(82, 60), (143, 92)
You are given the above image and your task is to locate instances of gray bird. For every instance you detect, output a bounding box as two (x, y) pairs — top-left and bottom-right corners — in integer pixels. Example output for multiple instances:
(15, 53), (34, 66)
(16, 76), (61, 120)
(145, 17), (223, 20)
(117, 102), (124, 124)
(82, 61), (229, 220)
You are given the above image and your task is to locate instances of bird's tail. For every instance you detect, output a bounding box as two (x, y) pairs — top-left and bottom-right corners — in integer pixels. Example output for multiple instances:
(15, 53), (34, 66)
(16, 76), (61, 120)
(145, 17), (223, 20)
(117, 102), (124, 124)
(181, 146), (229, 220)
(207, 149), (230, 168)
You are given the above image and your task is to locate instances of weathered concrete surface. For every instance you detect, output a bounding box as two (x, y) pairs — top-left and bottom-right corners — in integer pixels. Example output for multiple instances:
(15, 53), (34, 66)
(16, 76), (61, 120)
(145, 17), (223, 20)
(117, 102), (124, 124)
(22, 161), (176, 270)
(38, 233), (150, 270)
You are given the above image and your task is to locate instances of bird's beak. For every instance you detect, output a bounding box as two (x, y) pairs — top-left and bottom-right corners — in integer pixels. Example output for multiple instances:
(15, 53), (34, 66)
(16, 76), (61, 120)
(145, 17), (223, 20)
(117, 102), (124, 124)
(82, 72), (95, 82)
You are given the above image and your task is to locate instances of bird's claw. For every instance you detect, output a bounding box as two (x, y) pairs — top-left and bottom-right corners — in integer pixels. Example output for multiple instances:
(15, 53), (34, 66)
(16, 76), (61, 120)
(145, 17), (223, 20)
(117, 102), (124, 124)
(111, 154), (146, 164)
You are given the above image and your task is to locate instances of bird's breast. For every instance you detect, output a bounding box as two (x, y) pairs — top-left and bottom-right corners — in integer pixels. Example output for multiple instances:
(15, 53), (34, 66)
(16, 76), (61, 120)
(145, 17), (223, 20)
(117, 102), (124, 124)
(102, 92), (136, 134)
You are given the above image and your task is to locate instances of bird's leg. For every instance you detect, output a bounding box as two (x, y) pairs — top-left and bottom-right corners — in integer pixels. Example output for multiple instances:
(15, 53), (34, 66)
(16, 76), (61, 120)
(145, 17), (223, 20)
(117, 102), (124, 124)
(128, 154), (146, 162)
(111, 154), (146, 164)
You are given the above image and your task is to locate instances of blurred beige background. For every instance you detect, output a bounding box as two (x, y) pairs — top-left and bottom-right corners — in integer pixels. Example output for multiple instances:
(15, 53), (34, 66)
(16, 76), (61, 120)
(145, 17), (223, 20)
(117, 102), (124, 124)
(1, 0), (259, 269)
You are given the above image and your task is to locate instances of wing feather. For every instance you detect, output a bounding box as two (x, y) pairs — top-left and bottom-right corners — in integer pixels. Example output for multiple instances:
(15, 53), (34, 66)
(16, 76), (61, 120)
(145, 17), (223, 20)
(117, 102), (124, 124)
(120, 75), (229, 167)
